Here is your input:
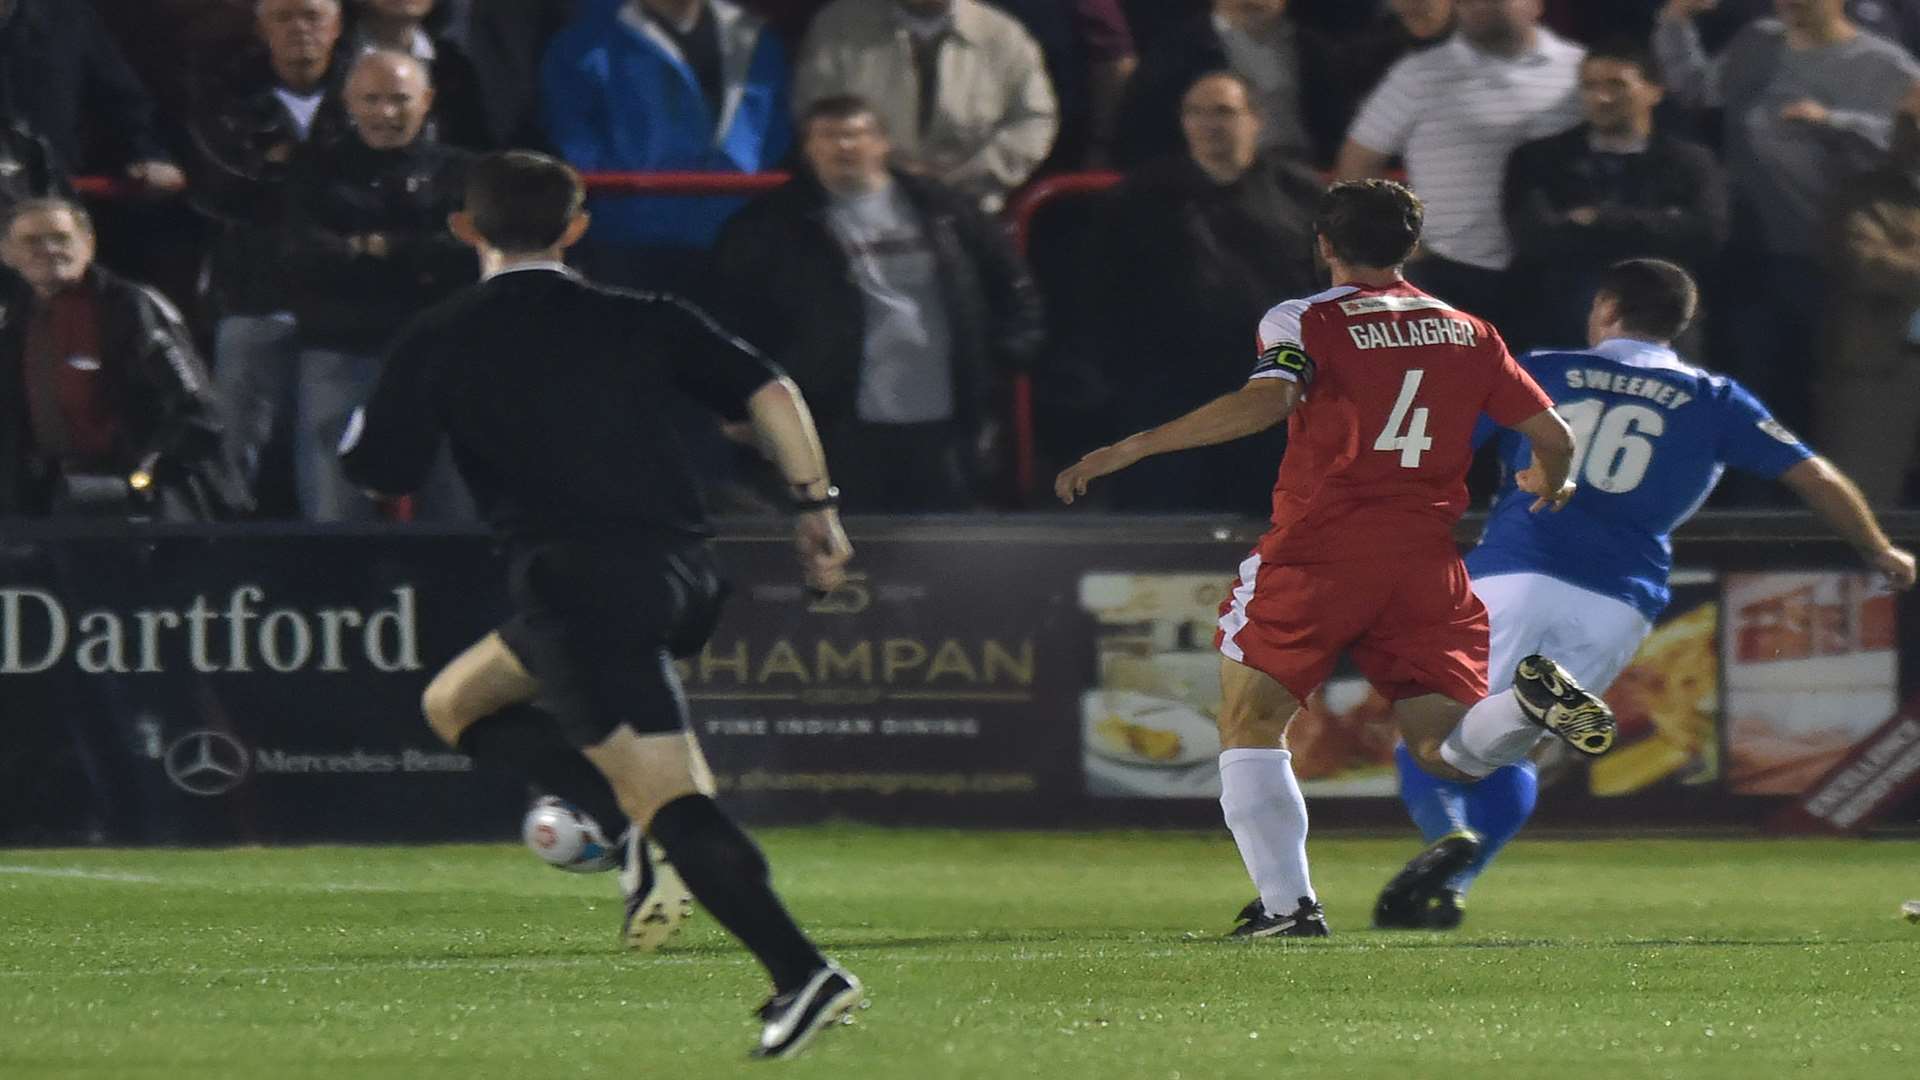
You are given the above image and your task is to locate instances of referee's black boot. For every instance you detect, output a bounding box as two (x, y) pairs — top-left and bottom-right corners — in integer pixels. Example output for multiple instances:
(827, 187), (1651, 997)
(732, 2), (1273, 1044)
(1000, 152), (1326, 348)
(752, 964), (864, 1060)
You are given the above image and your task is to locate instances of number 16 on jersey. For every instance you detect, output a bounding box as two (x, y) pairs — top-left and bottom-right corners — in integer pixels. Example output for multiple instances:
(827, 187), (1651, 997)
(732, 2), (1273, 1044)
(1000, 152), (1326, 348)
(1558, 398), (1664, 493)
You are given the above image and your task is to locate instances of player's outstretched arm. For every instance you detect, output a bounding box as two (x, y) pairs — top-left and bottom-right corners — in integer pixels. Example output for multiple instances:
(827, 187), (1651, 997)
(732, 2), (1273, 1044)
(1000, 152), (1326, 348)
(1054, 379), (1299, 505)
(746, 378), (853, 594)
(1780, 457), (1919, 590)
(1510, 407), (1578, 513)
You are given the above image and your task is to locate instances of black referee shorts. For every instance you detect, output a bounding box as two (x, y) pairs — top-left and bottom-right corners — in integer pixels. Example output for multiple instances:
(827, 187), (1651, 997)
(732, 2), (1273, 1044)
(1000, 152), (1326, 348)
(497, 537), (727, 748)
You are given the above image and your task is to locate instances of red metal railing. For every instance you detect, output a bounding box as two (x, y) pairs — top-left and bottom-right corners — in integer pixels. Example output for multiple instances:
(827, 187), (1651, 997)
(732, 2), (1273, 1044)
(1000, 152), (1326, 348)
(1004, 171), (1123, 257)
(1002, 172), (1122, 498)
(75, 169), (1131, 503)
(578, 171), (791, 196)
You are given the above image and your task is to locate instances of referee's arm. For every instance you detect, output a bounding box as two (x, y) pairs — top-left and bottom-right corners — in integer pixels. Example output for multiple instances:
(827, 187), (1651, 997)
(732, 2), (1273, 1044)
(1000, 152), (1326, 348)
(339, 333), (441, 499)
(740, 378), (854, 593)
(660, 298), (852, 592)
(744, 378), (833, 501)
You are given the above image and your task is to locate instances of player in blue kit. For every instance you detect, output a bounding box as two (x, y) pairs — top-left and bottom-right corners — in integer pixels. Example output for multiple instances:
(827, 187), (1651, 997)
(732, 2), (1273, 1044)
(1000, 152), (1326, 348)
(1376, 259), (1918, 929)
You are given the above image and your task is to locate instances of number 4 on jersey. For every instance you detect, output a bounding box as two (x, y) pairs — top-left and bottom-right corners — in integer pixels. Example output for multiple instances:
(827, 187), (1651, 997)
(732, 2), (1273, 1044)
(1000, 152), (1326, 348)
(1375, 369), (1433, 468)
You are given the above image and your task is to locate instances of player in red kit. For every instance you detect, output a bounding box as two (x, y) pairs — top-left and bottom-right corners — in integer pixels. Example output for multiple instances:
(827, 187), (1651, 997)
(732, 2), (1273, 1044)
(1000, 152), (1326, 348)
(1057, 180), (1615, 937)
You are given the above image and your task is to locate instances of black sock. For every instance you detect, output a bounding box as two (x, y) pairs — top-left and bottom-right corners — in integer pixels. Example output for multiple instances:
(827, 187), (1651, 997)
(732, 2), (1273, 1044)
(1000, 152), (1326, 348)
(649, 793), (825, 993)
(455, 705), (631, 841)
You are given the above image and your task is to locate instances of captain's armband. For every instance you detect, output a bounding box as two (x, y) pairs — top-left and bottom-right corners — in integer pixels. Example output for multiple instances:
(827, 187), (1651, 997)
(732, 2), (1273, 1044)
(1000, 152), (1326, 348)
(1250, 342), (1315, 385)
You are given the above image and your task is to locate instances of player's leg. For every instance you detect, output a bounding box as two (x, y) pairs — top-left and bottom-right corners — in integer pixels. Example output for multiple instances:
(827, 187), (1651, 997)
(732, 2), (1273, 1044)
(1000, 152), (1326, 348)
(1370, 692), (1487, 925)
(1360, 554), (1501, 924)
(1383, 740), (1481, 927)
(1214, 554), (1394, 936)
(1395, 573), (1549, 920)
(1394, 741), (1469, 843)
(1438, 658), (1616, 776)
(1448, 587), (1650, 890)
(1445, 759), (1539, 909)
(1216, 657), (1327, 937)
(582, 725), (821, 979)
(581, 700), (860, 1060)
(1420, 578), (1647, 919)
(418, 631), (630, 845)
(540, 542), (858, 1059)
(1436, 573), (1631, 777)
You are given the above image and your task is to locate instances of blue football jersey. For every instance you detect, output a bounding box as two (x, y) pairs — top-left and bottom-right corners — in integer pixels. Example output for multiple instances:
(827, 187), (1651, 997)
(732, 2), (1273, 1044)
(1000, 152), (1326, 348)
(1468, 338), (1814, 619)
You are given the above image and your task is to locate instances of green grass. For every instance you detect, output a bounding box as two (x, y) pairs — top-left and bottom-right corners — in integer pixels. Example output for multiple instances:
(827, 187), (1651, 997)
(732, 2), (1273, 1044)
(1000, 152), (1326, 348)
(2, 831), (1917, 1079)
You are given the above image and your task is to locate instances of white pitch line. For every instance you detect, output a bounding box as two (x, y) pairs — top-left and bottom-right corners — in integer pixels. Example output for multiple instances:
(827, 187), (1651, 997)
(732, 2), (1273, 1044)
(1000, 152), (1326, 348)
(0, 857), (480, 891)
(0, 948), (1164, 983)
(0, 865), (165, 884)
(0, 955), (651, 981)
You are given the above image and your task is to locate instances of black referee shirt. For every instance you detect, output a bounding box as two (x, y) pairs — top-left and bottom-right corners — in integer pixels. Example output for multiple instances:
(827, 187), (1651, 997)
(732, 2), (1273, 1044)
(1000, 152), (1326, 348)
(339, 265), (780, 541)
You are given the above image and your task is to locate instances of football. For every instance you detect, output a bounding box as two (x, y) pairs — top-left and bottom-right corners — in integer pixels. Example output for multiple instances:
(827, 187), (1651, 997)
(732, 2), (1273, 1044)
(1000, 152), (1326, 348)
(521, 797), (619, 873)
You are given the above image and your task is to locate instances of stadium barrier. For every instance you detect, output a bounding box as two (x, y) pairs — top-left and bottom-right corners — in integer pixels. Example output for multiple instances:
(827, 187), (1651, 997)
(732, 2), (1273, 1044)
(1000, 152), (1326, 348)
(2, 512), (1916, 845)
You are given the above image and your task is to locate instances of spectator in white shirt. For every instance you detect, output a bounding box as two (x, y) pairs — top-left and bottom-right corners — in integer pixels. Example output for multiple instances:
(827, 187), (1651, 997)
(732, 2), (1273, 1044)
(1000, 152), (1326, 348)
(1336, 0), (1583, 337)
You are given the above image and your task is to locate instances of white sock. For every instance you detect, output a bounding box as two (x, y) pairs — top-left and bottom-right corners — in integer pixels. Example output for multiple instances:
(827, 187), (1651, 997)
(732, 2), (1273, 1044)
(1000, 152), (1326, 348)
(1439, 689), (1543, 778)
(1218, 748), (1315, 915)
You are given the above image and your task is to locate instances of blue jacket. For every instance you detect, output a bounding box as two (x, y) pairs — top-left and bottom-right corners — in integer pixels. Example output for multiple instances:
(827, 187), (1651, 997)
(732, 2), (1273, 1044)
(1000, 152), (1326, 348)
(540, 0), (791, 250)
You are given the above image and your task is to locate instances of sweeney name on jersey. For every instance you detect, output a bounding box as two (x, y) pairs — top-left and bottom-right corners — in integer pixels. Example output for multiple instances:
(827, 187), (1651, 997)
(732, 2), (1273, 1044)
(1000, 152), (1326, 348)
(1564, 367), (1693, 410)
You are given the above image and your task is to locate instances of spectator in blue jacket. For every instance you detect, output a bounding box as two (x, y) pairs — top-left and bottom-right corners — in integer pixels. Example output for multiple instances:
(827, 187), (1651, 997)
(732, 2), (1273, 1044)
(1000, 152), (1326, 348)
(541, 0), (792, 285)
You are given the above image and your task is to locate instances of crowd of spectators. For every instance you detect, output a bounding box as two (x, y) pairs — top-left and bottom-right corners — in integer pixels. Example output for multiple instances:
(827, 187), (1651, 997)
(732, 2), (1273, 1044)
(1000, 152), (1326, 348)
(2, 0), (1918, 522)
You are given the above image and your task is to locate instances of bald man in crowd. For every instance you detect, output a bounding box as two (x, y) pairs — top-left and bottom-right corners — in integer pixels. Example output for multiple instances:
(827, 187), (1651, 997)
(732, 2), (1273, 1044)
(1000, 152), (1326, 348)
(279, 49), (477, 522)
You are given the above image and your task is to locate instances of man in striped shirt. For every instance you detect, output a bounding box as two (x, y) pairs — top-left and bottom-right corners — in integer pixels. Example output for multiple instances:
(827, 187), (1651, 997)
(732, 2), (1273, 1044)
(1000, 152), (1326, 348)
(1336, 0), (1584, 341)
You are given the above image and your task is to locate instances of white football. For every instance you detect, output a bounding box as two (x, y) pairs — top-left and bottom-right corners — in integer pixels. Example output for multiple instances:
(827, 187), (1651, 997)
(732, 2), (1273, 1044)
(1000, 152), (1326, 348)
(522, 797), (619, 873)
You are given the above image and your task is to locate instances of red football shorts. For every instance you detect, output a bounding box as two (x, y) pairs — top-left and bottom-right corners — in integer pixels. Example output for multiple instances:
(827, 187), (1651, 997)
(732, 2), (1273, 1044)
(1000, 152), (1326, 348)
(1214, 544), (1490, 705)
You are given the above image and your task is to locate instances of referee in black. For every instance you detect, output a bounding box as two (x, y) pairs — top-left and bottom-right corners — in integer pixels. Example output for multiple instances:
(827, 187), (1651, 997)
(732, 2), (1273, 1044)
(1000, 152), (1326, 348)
(340, 150), (861, 1060)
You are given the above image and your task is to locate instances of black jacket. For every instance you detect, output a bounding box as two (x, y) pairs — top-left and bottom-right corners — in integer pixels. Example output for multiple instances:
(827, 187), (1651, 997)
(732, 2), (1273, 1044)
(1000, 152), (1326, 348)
(1094, 151), (1323, 413)
(0, 121), (69, 211)
(417, 37), (497, 151)
(0, 0), (169, 172)
(0, 266), (243, 518)
(187, 49), (352, 316)
(279, 137), (476, 351)
(1504, 125), (1731, 276)
(1114, 12), (1343, 168)
(709, 170), (1043, 434)
(449, 0), (573, 148)
(1084, 151), (1322, 513)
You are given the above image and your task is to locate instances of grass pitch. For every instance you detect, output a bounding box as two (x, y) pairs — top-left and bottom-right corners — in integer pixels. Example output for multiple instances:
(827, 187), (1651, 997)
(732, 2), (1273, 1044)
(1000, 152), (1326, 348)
(3, 830), (1917, 1079)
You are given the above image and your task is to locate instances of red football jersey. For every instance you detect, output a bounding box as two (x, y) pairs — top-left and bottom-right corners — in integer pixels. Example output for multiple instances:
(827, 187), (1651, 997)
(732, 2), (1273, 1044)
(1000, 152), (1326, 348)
(1249, 281), (1553, 562)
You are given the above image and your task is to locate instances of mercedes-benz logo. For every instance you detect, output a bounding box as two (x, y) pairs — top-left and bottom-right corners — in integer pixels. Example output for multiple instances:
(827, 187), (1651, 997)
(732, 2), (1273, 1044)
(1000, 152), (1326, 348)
(163, 731), (250, 797)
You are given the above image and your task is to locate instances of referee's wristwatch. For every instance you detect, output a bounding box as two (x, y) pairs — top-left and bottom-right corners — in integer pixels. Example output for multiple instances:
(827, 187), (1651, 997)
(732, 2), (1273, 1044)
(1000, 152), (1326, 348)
(790, 485), (840, 513)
